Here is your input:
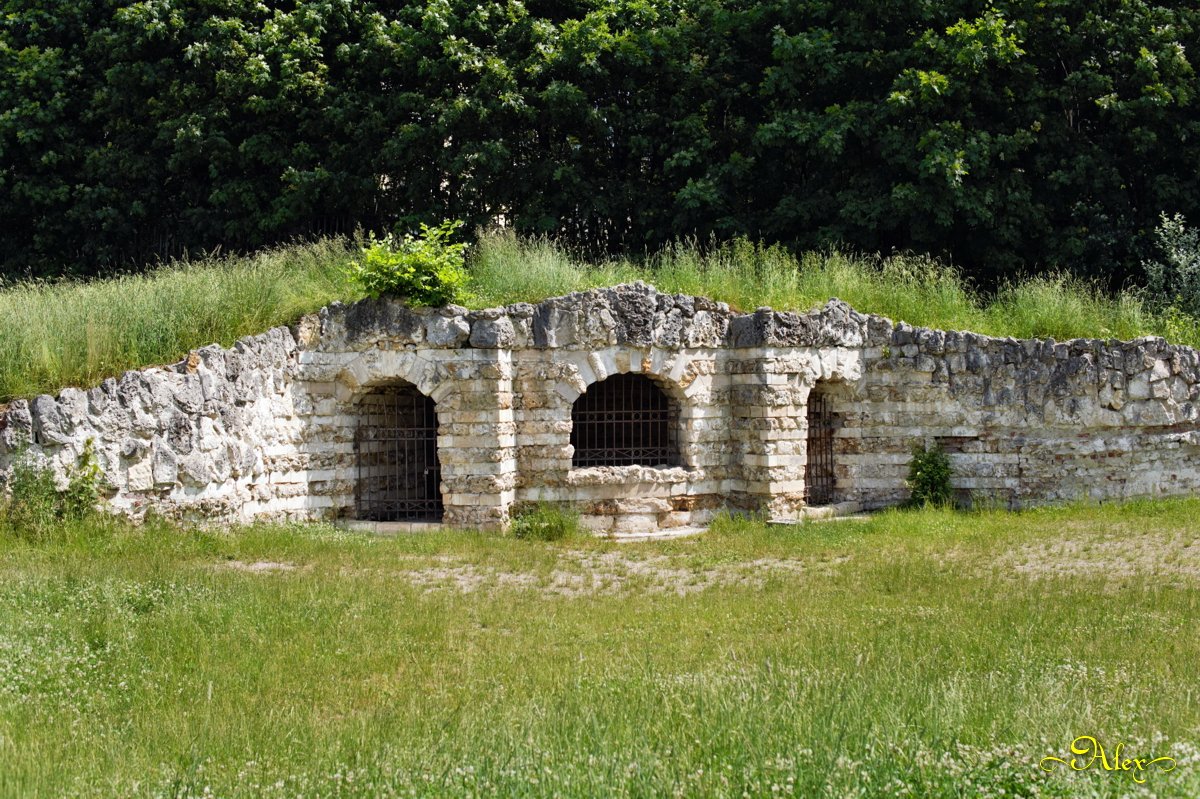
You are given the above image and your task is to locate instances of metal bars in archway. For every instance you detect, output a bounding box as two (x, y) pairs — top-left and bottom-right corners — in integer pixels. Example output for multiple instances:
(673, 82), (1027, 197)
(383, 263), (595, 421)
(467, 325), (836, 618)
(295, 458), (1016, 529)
(804, 390), (836, 506)
(354, 384), (443, 522)
(570, 373), (680, 468)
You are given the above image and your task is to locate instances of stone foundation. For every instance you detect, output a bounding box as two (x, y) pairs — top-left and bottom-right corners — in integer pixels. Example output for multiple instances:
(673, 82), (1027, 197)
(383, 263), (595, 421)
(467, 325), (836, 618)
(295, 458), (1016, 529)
(2, 283), (1198, 532)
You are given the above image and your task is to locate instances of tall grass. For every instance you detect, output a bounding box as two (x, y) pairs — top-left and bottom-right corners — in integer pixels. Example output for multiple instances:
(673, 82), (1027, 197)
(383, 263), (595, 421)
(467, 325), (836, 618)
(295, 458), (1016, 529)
(0, 239), (359, 402)
(986, 274), (1158, 342)
(467, 232), (985, 329)
(1, 231), (1197, 404)
(469, 231), (1198, 345)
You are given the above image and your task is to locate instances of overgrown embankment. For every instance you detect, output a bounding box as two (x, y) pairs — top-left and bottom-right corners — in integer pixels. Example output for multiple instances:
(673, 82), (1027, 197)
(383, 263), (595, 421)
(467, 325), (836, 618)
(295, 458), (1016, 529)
(2, 232), (1198, 404)
(0, 239), (358, 403)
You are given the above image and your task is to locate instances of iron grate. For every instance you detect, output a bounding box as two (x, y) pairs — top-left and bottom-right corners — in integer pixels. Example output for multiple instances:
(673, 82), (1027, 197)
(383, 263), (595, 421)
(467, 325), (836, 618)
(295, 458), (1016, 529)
(570, 373), (680, 468)
(804, 390), (836, 505)
(355, 385), (443, 522)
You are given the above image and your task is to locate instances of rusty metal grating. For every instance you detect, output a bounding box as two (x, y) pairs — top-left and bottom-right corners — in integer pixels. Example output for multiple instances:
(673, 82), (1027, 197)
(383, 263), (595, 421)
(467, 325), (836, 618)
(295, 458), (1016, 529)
(805, 390), (836, 505)
(570, 373), (680, 468)
(355, 384), (443, 521)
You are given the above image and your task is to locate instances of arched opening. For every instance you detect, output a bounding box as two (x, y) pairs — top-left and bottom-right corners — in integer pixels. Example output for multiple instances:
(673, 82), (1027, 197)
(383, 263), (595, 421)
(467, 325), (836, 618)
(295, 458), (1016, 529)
(355, 383), (443, 522)
(570, 373), (680, 468)
(804, 384), (839, 505)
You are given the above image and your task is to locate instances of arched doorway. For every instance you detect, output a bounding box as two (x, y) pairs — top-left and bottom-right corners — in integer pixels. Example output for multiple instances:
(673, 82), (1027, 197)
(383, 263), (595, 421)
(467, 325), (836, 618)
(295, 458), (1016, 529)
(355, 383), (443, 521)
(804, 384), (838, 505)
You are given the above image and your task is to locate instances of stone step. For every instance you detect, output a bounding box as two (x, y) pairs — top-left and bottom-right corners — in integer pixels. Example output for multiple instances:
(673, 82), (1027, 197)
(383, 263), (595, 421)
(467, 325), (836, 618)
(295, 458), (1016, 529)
(603, 526), (708, 543)
(340, 520), (445, 535)
(768, 501), (868, 525)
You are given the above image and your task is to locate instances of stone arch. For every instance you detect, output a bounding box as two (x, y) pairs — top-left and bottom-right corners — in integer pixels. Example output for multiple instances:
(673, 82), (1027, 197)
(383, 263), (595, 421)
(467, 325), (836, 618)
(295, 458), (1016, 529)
(554, 346), (703, 470)
(333, 348), (451, 404)
(569, 372), (682, 468)
(353, 380), (443, 522)
(550, 345), (702, 404)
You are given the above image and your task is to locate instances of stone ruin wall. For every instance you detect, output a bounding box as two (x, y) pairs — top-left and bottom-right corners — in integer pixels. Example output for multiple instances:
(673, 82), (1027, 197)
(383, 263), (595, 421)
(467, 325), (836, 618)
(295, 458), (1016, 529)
(1, 283), (1198, 533)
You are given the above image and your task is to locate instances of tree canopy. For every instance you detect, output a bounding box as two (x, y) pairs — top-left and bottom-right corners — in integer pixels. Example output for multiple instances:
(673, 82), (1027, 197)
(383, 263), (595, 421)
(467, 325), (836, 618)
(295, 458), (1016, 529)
(2, 0), (1198, 285)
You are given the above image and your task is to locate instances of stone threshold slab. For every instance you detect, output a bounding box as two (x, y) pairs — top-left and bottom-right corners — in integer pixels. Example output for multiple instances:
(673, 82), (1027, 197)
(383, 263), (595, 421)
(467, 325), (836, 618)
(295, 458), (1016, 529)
(337, 519), (710, 542)
(339, 520), (446, 535)
(602, 526), (708, 543)
(767, 501), (867, 525)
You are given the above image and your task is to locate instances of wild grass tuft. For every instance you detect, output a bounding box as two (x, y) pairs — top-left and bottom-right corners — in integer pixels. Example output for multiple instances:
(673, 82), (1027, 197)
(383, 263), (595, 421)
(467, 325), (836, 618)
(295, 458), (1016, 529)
(984, 273), (1155, 342)
(509, 502), (581, 541)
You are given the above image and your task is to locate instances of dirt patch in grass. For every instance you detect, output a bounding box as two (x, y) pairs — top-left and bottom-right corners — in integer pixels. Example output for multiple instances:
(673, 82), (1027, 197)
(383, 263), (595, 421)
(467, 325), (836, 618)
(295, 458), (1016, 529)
(992, 523), (1200, 583)
(389, 551), (849, 597)
(222, 559), (299, 574)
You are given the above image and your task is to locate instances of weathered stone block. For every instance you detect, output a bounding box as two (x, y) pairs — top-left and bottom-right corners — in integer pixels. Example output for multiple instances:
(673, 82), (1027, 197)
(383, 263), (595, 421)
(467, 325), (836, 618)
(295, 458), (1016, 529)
(469, 316), (515, 349)
(425, 315), (470, 347)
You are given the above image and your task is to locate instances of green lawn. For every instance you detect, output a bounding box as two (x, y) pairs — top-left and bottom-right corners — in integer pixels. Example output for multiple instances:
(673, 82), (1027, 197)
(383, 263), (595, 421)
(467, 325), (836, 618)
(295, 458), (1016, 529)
(2, 500), (1199, 798)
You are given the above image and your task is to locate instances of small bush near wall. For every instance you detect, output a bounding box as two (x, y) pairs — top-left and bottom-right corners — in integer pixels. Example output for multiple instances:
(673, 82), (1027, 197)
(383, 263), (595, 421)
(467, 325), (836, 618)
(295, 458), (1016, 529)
(3, 455), (60, 535)
(349, 220), (469, 306)
(510, 504), (580, 542)
(905, 443), (953, 508)
(2, 441), (102, 539)
(1144, 213), (1200, 320)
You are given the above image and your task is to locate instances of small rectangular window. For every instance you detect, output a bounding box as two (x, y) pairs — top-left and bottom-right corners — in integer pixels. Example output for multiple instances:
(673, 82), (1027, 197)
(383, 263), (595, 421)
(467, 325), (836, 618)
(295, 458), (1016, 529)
(805, 390), (836, 505)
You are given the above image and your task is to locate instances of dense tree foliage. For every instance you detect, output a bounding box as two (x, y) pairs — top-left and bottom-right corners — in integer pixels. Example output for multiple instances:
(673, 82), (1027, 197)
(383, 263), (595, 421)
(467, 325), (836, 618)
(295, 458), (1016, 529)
(2, 0), (1198, 284)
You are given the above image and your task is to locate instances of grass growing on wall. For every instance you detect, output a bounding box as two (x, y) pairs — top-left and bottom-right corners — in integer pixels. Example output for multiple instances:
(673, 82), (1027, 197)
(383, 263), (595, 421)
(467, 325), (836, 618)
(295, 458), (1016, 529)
(0, 239), (360, 403)
(1, 231), (1197, 404)
(2, 498), (1199, 797)
(467, 231), (1174, 344)
(467, 232), (987, 332)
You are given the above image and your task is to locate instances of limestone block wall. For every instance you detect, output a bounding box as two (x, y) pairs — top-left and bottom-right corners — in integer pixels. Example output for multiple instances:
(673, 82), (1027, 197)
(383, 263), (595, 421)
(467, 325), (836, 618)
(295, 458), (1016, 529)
(293, 287), (866, 531)
(843, 324), (1200, 509)
(1, 283), (1198, 532)
(0, 326), (307, 522)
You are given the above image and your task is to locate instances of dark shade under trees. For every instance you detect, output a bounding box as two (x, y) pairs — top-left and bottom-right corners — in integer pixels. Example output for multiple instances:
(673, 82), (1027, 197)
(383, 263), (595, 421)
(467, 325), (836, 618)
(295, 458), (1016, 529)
(2, 0), (1198, 286)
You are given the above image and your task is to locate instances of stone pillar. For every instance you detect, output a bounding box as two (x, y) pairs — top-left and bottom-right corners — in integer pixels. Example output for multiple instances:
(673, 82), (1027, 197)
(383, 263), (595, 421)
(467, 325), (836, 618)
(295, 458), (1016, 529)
(434, 348), (518, 530)
(728, 353), (808, 519)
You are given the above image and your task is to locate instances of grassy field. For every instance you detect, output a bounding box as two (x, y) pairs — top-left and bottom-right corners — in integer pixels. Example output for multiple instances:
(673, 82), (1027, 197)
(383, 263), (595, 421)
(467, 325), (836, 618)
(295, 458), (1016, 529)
(2, 232), (1198, 404)
(1, 500), (1199, 798)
